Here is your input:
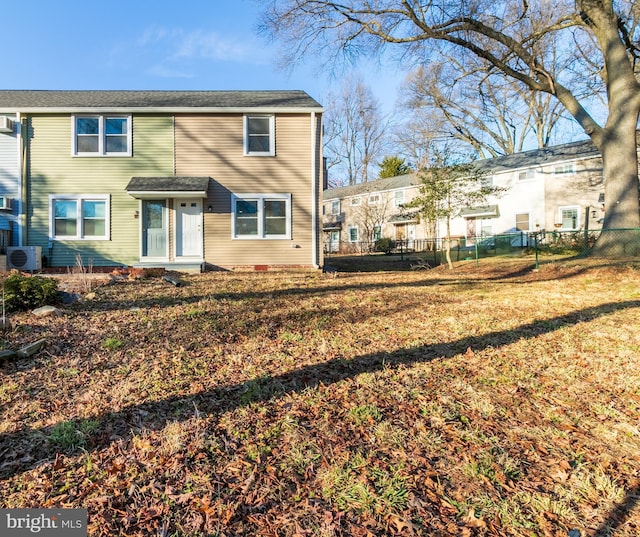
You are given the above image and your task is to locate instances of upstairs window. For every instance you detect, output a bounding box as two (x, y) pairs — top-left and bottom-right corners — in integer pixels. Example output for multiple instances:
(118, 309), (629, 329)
(72, 115), (131, 156)
(481, 175), (494, 188)
(518, 169), (536, 181)
(330, 200), (340, 215)
(368, 193), (381, 205)
(554, 163), (575, 176)
(350, 197), (362, 206)
(244, 115), (275, 156)
(394, 191), (405, 206)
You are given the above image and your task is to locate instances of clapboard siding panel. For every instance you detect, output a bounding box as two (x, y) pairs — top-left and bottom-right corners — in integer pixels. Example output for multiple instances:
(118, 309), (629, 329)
(175, 113), (319, 267)
(27, 114), (174, 267)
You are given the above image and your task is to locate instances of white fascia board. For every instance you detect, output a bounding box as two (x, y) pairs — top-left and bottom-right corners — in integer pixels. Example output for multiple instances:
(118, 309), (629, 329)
(1, 107), (324, 114)
(127, 190), (207, 199)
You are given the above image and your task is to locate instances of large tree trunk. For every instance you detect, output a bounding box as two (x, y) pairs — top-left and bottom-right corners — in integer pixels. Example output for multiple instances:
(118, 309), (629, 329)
(591, 120), (640, 256)
(589, 16), (640, 255)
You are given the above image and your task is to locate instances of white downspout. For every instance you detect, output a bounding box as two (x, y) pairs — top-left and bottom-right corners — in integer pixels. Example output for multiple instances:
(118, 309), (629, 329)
(16, 112), (23, 246)
(310, 111), (320, 268)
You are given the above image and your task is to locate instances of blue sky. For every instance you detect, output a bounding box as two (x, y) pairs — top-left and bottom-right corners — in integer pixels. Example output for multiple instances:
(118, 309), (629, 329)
(2, 0), (402, 113)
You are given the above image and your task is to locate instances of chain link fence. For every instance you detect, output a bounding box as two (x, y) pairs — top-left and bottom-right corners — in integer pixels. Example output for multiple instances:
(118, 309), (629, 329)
(323, 229), (640, 270)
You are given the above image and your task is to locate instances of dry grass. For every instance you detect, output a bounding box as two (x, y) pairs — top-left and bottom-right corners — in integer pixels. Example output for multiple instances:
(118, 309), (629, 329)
(1, 257), (639, 536)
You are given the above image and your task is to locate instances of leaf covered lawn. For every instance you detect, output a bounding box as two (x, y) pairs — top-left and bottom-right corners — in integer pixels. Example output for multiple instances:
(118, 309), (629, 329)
(1, 260), (640, 536)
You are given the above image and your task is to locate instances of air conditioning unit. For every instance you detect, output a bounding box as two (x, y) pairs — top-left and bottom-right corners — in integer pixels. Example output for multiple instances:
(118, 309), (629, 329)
(7, 246), (42, 272)
(0, 197), (11, 210)
(0, 116), (13, 133)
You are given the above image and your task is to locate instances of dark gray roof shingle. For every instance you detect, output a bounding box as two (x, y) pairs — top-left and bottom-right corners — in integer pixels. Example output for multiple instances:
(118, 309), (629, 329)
(323, 138), (604, 200)
(0, 90), (323, 110)
(323, 173), (418, 200)
(126, 176), (210, 193)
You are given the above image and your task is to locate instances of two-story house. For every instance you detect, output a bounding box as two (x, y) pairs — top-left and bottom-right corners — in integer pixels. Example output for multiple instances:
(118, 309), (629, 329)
(323, 138), (607, 251)
(0, 90), (324, 272)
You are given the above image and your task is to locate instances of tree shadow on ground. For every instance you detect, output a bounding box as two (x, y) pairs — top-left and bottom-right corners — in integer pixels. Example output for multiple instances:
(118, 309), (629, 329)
(1, 299), (639, 483)
(594, 482), (640, 536)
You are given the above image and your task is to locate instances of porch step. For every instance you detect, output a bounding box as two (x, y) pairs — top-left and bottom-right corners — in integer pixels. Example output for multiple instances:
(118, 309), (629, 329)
(133, 261), (204, 274)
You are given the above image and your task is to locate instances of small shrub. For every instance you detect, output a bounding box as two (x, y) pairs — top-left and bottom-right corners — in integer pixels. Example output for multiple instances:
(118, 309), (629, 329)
(3, 273), (59, 312)
(49, 419), (99, 451)
(375, 237), (395, 254)
(102, 337), (123, 351)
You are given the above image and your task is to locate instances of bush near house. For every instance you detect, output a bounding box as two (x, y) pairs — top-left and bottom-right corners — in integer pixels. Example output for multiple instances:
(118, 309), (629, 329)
(2, 272), (59, 312)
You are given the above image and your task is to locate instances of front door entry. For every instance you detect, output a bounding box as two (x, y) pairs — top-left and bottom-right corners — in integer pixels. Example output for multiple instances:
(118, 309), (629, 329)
(142, 200), (167, 258)
(176, 199), (203, 257)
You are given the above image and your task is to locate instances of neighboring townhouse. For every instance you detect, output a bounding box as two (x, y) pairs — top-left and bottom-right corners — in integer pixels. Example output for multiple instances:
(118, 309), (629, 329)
(0, 90), (324, 272)
(322, 138), (607, 250)
(322, 174), (421, 252)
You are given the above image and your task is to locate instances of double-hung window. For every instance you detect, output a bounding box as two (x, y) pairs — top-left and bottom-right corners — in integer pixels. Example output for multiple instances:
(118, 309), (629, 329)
(244, 115), (275, 156)
(72, 115), (131, 156)
(518, 169), (536, 181)
(50, 195), (110, 240)
(232, 193), (291, 239)
(481, 175), (494, 188)
(559, 206), (579, 230)
(554, 163), (575, 176)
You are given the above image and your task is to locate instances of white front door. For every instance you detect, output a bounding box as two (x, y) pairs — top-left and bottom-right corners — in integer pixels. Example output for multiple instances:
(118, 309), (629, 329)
(176, 199), (203, 257)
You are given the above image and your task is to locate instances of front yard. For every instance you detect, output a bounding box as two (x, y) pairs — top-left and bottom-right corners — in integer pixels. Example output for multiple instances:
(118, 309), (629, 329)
(1, 259), (639, 536)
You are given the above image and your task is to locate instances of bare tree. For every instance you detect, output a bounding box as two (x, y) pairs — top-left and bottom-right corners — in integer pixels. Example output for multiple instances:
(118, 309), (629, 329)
(351, 190), (391, 247)
(324, 75), (387, 186)
(401, 59), (569, 157)
(260, 0), (640, 253)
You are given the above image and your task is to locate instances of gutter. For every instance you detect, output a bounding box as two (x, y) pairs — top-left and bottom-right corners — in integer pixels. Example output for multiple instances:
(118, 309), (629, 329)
(1, 106), (325, 115)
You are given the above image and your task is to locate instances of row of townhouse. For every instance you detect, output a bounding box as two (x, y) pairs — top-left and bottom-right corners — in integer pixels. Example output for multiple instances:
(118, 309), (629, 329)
(322, 138), (609, 252)
(0, 90), (324, 272)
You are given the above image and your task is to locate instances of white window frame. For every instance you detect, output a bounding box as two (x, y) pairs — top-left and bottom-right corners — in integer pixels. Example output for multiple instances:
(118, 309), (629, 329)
(394, 190), (405, 206)
(517, 169), (536, 181)
(231, 193), (291, 239)
(71, 115), (132, 157)
(368, 193), (381, 205)
(554, 163), (576, 176)
(558, 205), (580, 230)
(481, 175), (494, 188)
(244, 115), (275, 156)
(348, 225), (359, 242)
(330, 200), (340, 215)
(49, 194), (110, 240)
(350, 197), (362, 206)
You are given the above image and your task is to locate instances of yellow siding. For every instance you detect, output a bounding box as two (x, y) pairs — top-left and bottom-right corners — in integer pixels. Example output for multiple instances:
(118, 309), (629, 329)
(175, 113), (320, 268)
(27, 114), (174, 267)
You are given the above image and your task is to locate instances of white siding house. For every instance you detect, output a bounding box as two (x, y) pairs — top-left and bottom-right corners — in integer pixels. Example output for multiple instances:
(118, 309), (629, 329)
(323, 138), (605, 250)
